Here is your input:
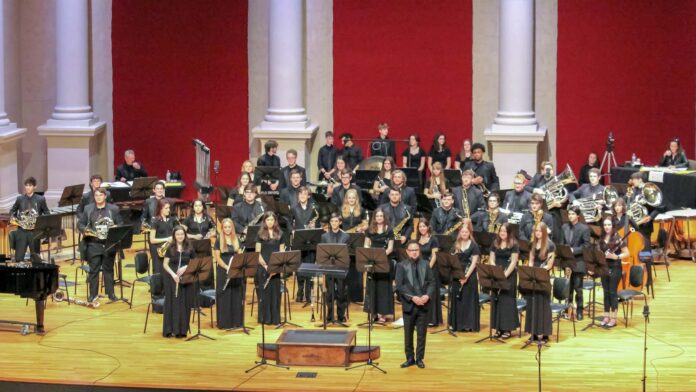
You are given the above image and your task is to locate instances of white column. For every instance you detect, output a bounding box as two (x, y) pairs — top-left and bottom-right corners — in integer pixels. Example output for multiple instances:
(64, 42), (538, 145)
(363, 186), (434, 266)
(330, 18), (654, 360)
(485, 0), (546, 188)
(0, 0), (27, 212)
(252, 0), (318, 172)
(38, 0), (106, 206)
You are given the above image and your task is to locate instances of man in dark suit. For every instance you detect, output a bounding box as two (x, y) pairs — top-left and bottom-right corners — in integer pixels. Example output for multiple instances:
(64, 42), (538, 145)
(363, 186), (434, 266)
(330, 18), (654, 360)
(77, 174), (113, 218)
(463, 143), (499, 191)
(561, 206), (591, 320)
(503, 174), (532, 214)
(370, 123), (397, 161)
(141, 181), (166, 227)
(10, 177), (50, 262)
(320, 213), (351, 322)
(279, 149), (307, 189)
(115, 149), (147, 182)
(379, 170), (416, 214)
(396, 241), (436, 369)
(379, 187), (413, 246)
(452, 169), (486, 221)
(331, 169), (361, 207)
(429, 192), (463, 234)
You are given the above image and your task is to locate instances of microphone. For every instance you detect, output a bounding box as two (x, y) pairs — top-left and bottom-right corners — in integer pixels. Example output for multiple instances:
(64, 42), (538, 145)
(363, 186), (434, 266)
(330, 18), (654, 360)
(214, 160), (220, 174)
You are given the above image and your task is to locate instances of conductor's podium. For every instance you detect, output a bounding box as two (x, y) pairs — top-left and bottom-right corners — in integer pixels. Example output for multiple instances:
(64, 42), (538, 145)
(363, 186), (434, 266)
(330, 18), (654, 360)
(257, 329), (380, 367)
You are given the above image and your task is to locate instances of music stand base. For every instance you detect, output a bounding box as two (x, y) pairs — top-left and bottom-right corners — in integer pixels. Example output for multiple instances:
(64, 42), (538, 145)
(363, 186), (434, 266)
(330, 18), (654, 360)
(186, 332), (215, 341)
(245, 358), (289, 373)
(346, 359), (386, 374)
(275, 321), (302, 329)
(431, 327), (457, 337)
(226, 325), (255, 335)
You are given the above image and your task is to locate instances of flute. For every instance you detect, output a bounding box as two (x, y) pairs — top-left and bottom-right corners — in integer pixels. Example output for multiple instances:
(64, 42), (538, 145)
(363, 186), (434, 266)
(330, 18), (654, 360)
(174, 253), (182, 298)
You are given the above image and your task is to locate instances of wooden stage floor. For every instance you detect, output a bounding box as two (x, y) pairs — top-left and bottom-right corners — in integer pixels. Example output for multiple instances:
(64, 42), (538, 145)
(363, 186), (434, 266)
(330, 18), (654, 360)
(1, 247), (695, 391)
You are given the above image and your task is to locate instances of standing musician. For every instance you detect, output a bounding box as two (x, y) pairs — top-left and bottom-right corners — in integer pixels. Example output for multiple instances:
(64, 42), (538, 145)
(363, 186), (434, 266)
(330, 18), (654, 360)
(379, 187), (413, 246)
(371, 156), (394, 200)
(141, 181), (166, 228)
(280, 149), (307, 189)
(317, 131), (338, 182)
(416, 220), (441, 327)
(401, 134), (427, 180)
(659, 138), (688, 168)
(429, 192), (463, 235)
(476, 193), (508, 233)
(452, 170), (486, 221)
(364, 208), (394, 323)
(612, 198), (637, 234)
(226, 172), (252, 206)
(570, 167), (604, 202)
(450, 221), (481, 332)
(339, 133), (363, 171)
(214, 218), (245, 330)
(340, 189), (367, 303)
(454, 139), (473, 170)
(320, 213), (351, 322)
(161, 225), (195, 338)
(489, 222), (520, 339)
(255, 212), (285, 325)
(115, 149), (147, 182)
(427, 133), (452, 172)
(379, 169), (416, 213)
(463, 143), (500, 192)
(279, 169), (303, 210)
(291, 187), (319, 303)
(396, 240), (436, 369)
(598, 217), (629, 328)
(149, 199), (178, 274)
(503, 173), (532, 214)
(627, 172), (664, 251)
(525, 222), (555, 344)
(561, 206), (591, 320)
(424, 162), (448, 205)
(371, 123), (397, 161)
(519, 194), (554, 241)
(77, 188), (123, 303)
(331, 168), (362, 207)
(256, 140), (281, 194)
(230, 184), (265, 243)
(183, 200), (215, 240)
(10, 177), (50, 262)
(77, 174), (113, 218)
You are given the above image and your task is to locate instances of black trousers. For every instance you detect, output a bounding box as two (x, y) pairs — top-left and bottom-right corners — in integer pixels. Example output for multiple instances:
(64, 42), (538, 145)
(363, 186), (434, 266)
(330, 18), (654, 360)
(14, 228), (41, 262)
(602, 261), (622, 312)
(326, 277), (348, 320)
(403, 305), (429, 361)
(296, 251), (314, 301)
(85, 241), (115, 300)
(568, 271), (584, 310)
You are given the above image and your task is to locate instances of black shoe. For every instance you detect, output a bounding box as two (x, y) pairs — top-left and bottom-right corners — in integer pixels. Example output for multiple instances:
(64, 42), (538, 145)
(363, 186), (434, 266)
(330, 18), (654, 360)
(416, 359), (425, 369)
(108, 295), (118, 302)
(338, 317), (347, 323)
(296, 296), (304, 303)
(576, 311), (584, 321)
(400, 359), (416, 368)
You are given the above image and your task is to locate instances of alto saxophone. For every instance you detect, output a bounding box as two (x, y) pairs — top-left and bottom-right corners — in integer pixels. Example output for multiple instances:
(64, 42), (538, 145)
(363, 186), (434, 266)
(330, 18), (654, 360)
(462, 189), (471, 219)
(53, 290), (100, 308)
(392, 209), (411, 240)
(239, 201), (265, 242)
(445, 212), (466, 236)
(345, 210), (369, 233)
(487, 210), (500, 233)
(306, 206), (319, 229)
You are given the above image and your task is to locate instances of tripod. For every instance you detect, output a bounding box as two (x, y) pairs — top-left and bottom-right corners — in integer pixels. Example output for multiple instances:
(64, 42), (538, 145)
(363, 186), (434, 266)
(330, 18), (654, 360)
(267, 251), (302, 329)
(346, 266), (386, 374)
(519, 266), (552, 392)
(600, 132), (618, 177)
(245, 286), (289, 373)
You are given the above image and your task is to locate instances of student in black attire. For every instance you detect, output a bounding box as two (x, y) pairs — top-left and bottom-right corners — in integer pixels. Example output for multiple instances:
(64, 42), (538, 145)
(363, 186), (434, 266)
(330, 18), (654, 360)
(115, 149), (147, 181)
(214, 218), (244, 329)
(561, 206), (591, 320)
(489, 222), (520, 339)
(279, 149), (307, 189)
(578, 152), (603, 186)
(279, 169), (303, 210)
(454, 139), (473, 170)
(291, 186), (318, 302)
(254, 212), (285, 325)
(226, 172), (253, 206)
(519, 194), (554, 242)
(320, 213), (351, 322)
(10, 177), (50, 262)
(76, 174), (113, 218)
(379, 187), (413, 246)
(183, 199), (215, 240)
(452, 169), (486, 221)
(427, 132), (451, 172)
(503, 173), (532, 214)
(256, 140), (281, 194)
(231, 184), (265, 243)
(149, 199), (178, 274)
(161, 225), (195, 338)
(141, 181), (166, 228)
(450, 220), (480, 332)
(339, 133), (363, 170)
(429, 191), (463, 235)
(463, 143), (500, 192)
(331, 168), (362, 207)
(364, 208), (394, 323)
(598, 217), (629, 328)
(524, 222), (555, 343)
(371, 122), (397, 161)
(317, 131), (338, 181)
(401, 134), (427, 181)
(416, 219), (441, 326)
(379, 170), (416, 214)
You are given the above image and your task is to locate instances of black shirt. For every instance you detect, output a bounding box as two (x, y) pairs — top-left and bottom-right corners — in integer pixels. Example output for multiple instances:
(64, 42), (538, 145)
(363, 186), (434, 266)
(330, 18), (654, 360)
(256, 153), (281, 168)
(280, 164), (307, 189)
(428, 147), (451, 167)
(402, 147), (426, 169)
(659, 152), (688, 167)
(370, 137), (397, 161)
(115, 162), (147, 181)
(77, 189), (113, 218)
(341, 145), (363, 170)
(10, 193), (50, 222)
(317, 145), (338, 177)
(463, 160), (500, 191)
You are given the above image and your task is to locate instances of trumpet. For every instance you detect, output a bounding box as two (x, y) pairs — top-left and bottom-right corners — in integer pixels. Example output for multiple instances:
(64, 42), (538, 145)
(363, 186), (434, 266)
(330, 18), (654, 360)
(157, 239), (172, 258)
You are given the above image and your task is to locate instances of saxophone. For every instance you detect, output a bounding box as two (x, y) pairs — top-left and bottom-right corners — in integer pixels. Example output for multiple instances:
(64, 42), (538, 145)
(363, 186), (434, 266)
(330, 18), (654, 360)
(53, 290), (100, 308)
(345, 210), (369, 233)
(533, 209), (543, 228)
(239, 201), (265, 243)
(444, 212), (466, 236)
(306, 206), (319, 229)
(392, 209), (411, 240)
(462, 188), (471, 219)
(487, 209), (500, 233)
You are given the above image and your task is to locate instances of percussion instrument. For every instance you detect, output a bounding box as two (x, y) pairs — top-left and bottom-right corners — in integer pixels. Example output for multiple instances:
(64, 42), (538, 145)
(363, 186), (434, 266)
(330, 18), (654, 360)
(666, 209), (696, 261)
(650, 213), (674, 249)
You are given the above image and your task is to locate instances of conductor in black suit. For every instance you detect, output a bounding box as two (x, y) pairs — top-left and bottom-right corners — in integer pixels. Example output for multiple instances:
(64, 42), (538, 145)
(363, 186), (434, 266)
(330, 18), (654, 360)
(396, 241), (436, 369)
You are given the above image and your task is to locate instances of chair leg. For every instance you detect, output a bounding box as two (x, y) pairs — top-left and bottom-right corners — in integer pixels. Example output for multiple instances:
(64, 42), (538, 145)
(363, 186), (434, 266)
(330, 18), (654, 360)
(129, 281), (137, 309)
(62, 276), (71, 305)
(556, 314), (560, 343)
(665, 260), (671, 282)
(250, 283), (256, 317)
(571, 312), (576, 337)
(144, 303), (151, 333)
(210, 304), (215, 328)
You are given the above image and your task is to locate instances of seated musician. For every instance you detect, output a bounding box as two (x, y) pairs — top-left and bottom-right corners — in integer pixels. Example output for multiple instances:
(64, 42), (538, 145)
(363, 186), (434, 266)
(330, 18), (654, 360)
(331, 168), (362, 207)
(424, 162), (448, 205)
(578, 152), (603, 185)
(372, 156), (394, 200)
(339, 133), (363, 171)
(452, 169), (486, 222)
(141, 181), (166, 228)
(379, 187), (413, 246)
(77, 174), (113, 219)
(326, 156), (347, 197)
(291, 186), (318, 303)
(526, 161), (555, 195)
(341, 188), (367, 233)
(279, 169), (303, 209)
(429, 192), (463, 235)
(561, 206), (591, 320)
(320, 213), (351, 322)
(256, 140), (281, 193)
(463, 143), (500, 192)
(317, 131), (338, 181)
(182, 199), (215, 240)
(77, 188), (123, 303)
(227, 172), (252, 206)
(115, 149), (147, 182)
(10, 177), (49, 262)
(241, 160), (256, 184)
(519, 194), (554, 241)
(503, 174), (532, 214)
(371, 122), (397, 161)
(280, 149), (307, 189)
(570, 167), (604, 203)
(659, 138), (688, 169)
(476, 193), (508, 233)
(627, 172), (664, 252)
(230, 184), (265, 243)
(379, 169), (416, 214)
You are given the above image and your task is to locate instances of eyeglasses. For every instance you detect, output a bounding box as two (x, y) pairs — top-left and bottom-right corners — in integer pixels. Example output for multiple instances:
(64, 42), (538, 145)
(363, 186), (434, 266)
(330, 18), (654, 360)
(407, 248), (420, 252)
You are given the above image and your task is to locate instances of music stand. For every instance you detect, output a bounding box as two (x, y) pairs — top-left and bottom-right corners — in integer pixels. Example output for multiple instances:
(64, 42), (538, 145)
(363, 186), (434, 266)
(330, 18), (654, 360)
(347, 233), (366, 256)
(556, 245), (577, 273)
(254, 166), (281, 190)
(242, 225), (261, 249)
(32, 214), (63, 264)
(316, 244), (350, 328)
(518, 265), (552, 392)
(435, 234), (455, 253)
(214, 204), (233, 227)
(416, 193), (435, 215)
(218, 186), (233, 204)
(519, 239), (531, 261)
(431, 252), (465, 337)
(360, 190), (378, 211)
(316, 202), (339, 226)
(400, 167), (420, 189)
(473, 231), (495, 257)
(475, 263), (510, 344)
(291, 228), (324, 307)
(180, 256), (214, 341)
(103, 225), (133, 304)
(58, 184), (85, 263)
(582, 247), (608, 331)
(444, 169), (462, 188)
(225, 252), (259, 334)
(129, 176), (158, 200)
(509, 223), (520, 241)
(267, 251), (302, 329)
(347, 247), (388, 374)
(354, 170), (379, 190)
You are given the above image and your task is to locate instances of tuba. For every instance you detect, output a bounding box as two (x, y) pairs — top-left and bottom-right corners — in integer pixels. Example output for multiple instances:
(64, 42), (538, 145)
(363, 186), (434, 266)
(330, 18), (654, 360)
(627, 183), (662, 221)
(540, 164), (578, 208)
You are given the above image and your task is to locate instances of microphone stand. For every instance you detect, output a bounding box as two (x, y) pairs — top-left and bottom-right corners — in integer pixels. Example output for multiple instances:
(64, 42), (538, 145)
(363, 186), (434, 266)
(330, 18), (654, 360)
(642, 304), (649, 392)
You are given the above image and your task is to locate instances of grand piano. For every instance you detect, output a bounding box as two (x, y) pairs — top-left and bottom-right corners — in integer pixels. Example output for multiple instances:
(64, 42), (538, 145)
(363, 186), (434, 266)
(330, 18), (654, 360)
(0, 261), (59, 334)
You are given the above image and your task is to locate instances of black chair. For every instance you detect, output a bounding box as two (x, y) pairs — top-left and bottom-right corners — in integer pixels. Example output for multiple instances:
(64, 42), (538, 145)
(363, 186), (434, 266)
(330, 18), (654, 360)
(650, 228), (671, 282)
(617, 265), (647, 328)
(143, 273), (165, 333)
(129, 251), (151, 309)
(582, 278), (600, 318)
(478, 291), (491, 307)
(516, 298), (527, 337)
(550, 277), (576, 343)
(197, 289), (217, 328)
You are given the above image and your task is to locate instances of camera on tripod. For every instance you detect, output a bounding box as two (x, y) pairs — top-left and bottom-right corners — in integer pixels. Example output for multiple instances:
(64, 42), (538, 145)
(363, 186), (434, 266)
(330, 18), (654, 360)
(606, 132), (615, 153)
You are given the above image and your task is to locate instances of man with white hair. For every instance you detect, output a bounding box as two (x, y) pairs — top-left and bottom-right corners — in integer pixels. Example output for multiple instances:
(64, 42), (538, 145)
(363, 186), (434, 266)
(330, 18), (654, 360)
(116, 149), (148, 181)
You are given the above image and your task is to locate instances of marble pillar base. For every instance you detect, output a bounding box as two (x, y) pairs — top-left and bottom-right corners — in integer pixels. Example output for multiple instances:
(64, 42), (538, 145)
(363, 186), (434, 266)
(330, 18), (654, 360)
(251, 123), (319, 177)
(484, 127), (546, 189)
(37, 122), (106, 206)
(0, 126), (27, 212)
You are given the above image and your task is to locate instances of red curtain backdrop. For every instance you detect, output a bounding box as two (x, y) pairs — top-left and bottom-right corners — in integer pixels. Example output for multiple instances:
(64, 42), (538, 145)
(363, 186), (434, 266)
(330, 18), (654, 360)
(112, 0), (248, 199)
(557, 0), (696, 173)
(333, 0), (473, 162)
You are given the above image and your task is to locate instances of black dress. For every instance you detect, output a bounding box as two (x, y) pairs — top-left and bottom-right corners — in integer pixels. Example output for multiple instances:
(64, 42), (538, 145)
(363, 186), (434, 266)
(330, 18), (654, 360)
(419, 236), (442, 325)
(341, 211), (366, 302)
(429, 147), (451, 168)
(215, 238), (244, 329)
(490, 244), (520, 332)
(150, 217), (177, 274)
(363, 229), (394, 316)
(255, 233), (283, 325)
(451, 241), (481, 331)
(163, 248), (196, 337)
(524, 242), (554, 337)
(183, 215), (215, 238)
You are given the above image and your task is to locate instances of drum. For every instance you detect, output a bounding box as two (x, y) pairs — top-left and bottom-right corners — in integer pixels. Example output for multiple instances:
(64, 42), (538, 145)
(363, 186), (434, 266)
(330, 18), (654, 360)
(650, 213), (674, 247)
(666, 209), (696, 260)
